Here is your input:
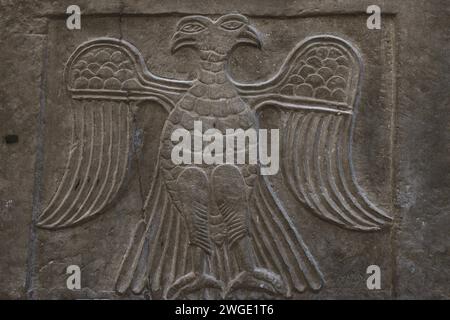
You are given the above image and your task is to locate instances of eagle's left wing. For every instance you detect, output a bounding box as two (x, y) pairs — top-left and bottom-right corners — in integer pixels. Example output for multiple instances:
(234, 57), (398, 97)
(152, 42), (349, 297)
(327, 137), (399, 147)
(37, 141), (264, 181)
(37, 38), (193, 229)
(235, 35), (393, 232)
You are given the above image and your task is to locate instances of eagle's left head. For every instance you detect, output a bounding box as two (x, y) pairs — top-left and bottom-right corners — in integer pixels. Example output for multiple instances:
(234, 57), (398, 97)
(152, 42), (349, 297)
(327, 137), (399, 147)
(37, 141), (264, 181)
(171, 14), (261, 56)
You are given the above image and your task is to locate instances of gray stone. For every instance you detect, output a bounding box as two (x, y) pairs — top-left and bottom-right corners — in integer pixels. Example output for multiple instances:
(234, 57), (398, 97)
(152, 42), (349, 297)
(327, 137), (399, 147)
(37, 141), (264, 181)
(0, 0), (448, 299)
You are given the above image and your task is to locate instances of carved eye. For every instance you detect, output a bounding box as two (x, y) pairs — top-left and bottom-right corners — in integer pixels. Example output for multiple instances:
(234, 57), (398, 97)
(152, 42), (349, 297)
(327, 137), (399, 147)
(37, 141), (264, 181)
(220, 20), (244, 31)
(180, 22), (206, 33)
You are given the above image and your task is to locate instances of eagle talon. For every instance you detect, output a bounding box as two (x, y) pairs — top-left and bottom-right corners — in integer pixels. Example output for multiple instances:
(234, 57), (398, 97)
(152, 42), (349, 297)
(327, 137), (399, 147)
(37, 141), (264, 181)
(224, 268), (286, 298)
(165, 272), (224, 299)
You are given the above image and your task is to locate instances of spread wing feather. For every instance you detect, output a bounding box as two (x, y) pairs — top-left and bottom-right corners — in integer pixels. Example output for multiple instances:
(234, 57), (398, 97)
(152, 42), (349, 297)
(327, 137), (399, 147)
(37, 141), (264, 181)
(37, 38), (192, 229)
(115, 166), (190, 298)
(236, 35), (393, 231)
(281, 110), (392, 230)
(251, 176), (324, 295)
(37, 101), (131, 228)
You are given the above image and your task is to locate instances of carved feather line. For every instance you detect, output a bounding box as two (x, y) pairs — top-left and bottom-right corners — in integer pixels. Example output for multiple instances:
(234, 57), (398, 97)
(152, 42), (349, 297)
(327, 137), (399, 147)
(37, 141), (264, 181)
(251, 201), (294, 292)
(251, 179), (324, 293)
(258, 180), (323, 291)
(38, 101), (131, 229)
(68, 102), (106, 224)
(281, 111), (392, 231)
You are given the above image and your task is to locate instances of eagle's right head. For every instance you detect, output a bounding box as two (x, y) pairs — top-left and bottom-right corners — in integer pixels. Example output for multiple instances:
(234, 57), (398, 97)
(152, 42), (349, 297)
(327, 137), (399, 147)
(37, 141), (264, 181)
(170, 14), (262, 57)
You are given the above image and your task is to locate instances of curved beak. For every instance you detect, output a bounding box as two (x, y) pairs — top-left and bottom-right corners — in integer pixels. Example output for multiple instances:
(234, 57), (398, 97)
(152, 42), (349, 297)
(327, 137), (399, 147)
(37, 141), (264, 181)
(170, 32), (197, 54)
(237, 25), (262, 49)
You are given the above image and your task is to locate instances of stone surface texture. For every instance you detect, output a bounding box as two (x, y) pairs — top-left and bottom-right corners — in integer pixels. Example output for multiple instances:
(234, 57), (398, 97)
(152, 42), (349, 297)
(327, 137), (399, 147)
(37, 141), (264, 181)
(0, 0), (448, 299)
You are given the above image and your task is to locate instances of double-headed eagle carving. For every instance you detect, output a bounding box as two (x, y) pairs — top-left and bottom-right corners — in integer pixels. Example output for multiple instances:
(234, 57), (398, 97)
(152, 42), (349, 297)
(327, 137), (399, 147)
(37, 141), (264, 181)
(37, 14), (392, 299)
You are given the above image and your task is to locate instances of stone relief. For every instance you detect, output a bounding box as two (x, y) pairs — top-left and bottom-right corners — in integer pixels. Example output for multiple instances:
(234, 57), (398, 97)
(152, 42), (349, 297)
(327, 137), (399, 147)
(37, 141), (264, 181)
(36, 14), (393, 299)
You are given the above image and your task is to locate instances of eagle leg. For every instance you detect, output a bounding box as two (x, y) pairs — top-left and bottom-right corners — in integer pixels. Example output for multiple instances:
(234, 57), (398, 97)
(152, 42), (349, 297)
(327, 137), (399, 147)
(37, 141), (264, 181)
(212, 164), (286, 296)
(165, 167), (223, 299)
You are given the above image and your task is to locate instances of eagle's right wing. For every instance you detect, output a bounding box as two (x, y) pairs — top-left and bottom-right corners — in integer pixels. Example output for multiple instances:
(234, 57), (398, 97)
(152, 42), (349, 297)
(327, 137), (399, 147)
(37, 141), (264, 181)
(235, 35), (393, 231)
(37, 38), (192, 229)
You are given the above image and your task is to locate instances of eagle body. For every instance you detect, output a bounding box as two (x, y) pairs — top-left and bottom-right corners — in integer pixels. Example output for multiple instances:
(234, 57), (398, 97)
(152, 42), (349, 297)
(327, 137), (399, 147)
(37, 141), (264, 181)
(160, 49), (260, 261)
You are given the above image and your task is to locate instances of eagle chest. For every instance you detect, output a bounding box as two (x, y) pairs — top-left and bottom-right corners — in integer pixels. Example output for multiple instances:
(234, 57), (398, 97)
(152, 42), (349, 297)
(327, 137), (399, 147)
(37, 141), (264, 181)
(159, 87), (259, 200)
